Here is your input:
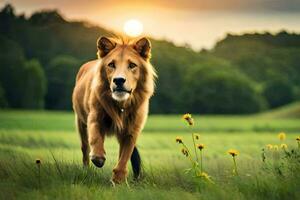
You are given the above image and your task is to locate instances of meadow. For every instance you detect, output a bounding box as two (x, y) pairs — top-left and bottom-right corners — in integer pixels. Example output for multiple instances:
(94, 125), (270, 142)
(0, 110), (299, 200)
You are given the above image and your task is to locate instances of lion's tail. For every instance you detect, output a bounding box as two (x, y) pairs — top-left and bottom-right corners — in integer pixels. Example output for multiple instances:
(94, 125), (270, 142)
(130, 146), (141, 180)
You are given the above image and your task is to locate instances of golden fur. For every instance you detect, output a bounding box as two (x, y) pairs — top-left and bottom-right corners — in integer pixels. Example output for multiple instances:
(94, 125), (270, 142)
(72, 36), (156, 183)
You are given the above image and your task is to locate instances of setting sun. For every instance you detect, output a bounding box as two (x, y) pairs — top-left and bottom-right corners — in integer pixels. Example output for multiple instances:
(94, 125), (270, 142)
(123, 19), (143, 37)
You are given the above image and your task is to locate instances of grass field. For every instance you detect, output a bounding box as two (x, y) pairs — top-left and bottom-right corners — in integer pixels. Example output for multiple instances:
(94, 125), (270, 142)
(0, 110), (299, 200)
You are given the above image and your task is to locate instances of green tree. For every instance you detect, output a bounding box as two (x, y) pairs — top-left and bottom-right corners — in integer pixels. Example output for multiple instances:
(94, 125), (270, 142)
(183, 60), (265, 114)
(45, 55), (80, 110)
(0, 36), (26, 108)
(263, 79), (294, 108)
(150, 40), (202, 113)
(0, 36), (47, 109)
(21, 59), (47, 109)
(0, 84), (8, 108)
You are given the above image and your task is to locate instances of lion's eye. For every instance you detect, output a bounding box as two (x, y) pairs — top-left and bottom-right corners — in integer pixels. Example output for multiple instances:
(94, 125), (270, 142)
(108, 61), (115, 68)
(129, 62), (137, 69)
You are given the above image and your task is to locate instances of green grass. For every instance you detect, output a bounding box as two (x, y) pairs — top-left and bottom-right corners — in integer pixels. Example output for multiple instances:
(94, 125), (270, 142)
(0, 110), (299, 200)
(258, 101), (300, 119)
(1, 110), (300, 132)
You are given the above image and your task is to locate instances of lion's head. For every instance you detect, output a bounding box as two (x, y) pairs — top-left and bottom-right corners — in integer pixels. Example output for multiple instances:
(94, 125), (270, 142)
(96, 36), (156, 102)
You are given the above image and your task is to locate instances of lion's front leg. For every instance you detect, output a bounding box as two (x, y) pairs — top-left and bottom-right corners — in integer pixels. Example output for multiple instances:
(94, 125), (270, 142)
(87, 112), (106, 168)
(112, 134), (137, 184)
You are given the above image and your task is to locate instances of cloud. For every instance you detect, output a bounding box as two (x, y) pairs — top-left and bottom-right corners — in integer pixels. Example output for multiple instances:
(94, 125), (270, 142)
(151, 0), (300, 12)
(5, 0), (300, 13)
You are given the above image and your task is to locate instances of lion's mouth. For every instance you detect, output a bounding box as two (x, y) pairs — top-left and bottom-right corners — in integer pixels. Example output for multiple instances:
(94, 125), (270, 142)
(111, 87), (132, 101)
(113, 87), (132, 94)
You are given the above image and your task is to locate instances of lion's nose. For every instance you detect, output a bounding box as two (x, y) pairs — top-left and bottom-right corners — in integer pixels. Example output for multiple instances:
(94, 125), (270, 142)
(113, 77), (126, 87)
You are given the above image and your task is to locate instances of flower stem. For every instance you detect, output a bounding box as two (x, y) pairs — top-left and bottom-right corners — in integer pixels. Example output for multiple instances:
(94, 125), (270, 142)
(38, 164), (41, 188)
(181, 143), (197, 176)
(200, 150), (203, 173)
(233, 157), (238, 176)
(191, 133), (199, 162)
(181, 144), (192, 162)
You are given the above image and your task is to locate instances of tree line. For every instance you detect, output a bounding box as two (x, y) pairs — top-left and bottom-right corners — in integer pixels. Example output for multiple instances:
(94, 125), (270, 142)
(0, 4), (300, 114)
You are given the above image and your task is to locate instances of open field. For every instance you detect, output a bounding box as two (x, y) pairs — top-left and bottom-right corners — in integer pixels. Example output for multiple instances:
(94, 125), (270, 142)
(0, 110), (299, 199)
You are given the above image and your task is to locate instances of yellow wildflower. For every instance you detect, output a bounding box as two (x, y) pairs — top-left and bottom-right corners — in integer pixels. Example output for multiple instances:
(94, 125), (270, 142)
(296, 136), (300, 141)
(197, 143), (205, 151)
(266, 144), (273, 150)
(35, 158), (41, 164)
(228, 149), (239, 157)
(197, 172), (214, 183)
(273, 145), (279, 150)
(278, 132), (286, 141)
(194, 133), (200, 140)
(181, 148), (189, 157)
(176, 137), (183, 144)
(280, 143), (288, 150)
(228, 150), (239, 175)
(198, 172), (209, 179)
(182, 113), (194, 126)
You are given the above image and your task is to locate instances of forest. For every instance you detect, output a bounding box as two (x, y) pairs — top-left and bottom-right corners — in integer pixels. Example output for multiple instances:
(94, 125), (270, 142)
(1, 4), (300, 114)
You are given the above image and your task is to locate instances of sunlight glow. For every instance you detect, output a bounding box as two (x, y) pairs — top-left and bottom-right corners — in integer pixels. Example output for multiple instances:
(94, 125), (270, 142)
(123, 19), (143, 37)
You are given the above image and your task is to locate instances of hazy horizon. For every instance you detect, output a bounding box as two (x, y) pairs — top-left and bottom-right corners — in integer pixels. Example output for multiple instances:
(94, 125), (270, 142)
(2, 0), (300, 50)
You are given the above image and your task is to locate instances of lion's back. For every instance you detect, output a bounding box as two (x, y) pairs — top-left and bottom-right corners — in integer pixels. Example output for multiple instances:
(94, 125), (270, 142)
(72, 60), (99, 123)
(75, 60), (99, 82)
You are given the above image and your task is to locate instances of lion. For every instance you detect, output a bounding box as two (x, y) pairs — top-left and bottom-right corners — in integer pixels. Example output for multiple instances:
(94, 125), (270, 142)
(72, 36), (156, 184)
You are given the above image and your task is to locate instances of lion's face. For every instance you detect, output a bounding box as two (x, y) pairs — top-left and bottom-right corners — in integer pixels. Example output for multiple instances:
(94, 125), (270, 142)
(103, 46), (141, 101)
(97, 37), (151, 102)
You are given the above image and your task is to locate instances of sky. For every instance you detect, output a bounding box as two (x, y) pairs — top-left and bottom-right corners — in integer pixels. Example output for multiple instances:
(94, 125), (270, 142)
(1, 0), (300, 50)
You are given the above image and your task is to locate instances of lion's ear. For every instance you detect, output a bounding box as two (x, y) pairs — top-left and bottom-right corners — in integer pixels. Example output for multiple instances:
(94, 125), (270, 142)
(134, 37), (151, 60)
(97, 37), (116, 58)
